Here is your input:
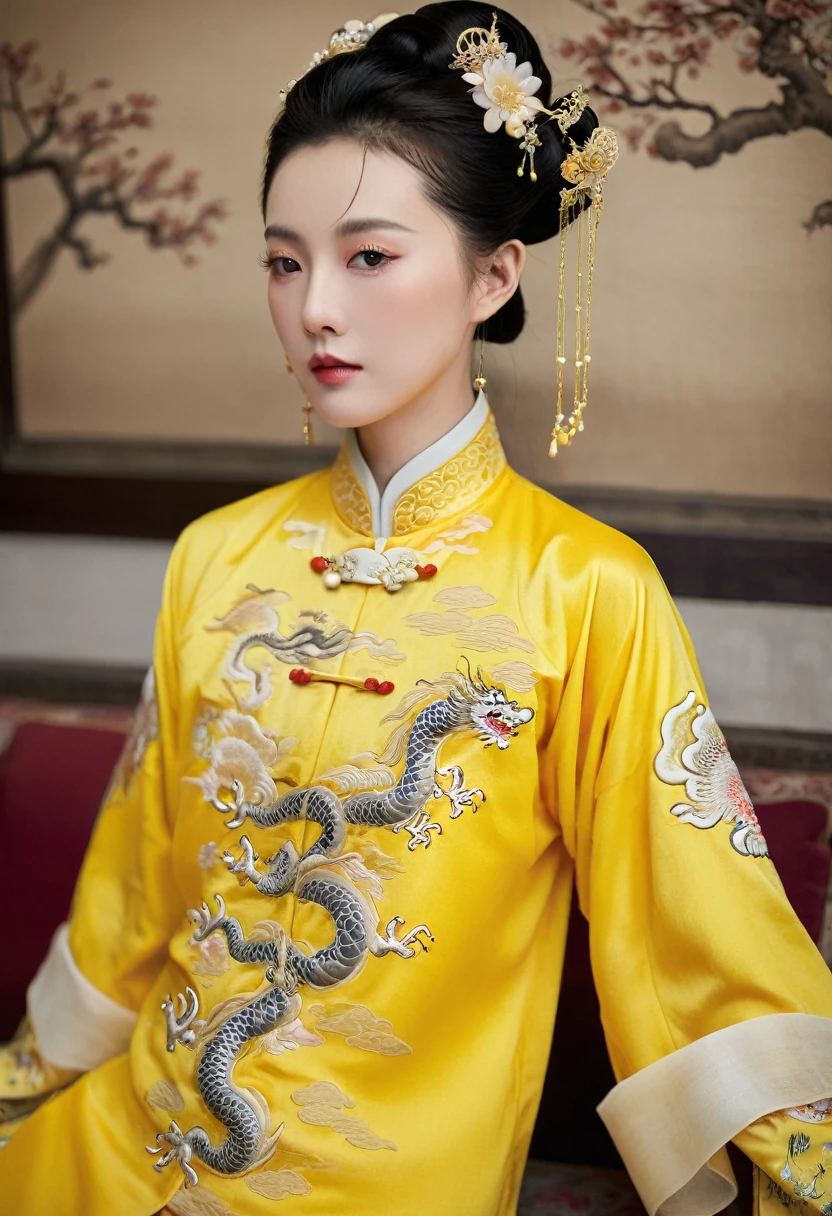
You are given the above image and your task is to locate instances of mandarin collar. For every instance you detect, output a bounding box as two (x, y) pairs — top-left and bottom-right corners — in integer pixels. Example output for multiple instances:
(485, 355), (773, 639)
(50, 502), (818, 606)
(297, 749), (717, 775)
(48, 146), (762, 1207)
(329, 389), (507, 538)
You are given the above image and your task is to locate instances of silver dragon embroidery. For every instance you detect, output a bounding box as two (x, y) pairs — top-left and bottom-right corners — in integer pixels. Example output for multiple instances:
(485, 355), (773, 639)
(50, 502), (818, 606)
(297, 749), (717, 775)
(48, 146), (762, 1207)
(147, 659), (534, 1187)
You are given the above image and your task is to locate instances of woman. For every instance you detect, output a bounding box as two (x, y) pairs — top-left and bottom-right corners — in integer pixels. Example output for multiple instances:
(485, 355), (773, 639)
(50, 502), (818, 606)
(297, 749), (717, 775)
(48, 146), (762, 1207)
(2, 5), (831, 1215)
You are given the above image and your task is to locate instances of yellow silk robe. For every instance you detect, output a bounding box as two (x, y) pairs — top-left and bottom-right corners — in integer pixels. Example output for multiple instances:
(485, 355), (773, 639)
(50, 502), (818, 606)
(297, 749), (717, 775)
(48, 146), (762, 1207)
(2, 390), (832, 1216)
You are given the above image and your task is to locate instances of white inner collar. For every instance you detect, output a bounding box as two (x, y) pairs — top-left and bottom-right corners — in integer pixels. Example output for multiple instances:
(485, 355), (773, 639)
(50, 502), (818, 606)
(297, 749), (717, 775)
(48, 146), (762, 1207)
(344, 388), (489, 538)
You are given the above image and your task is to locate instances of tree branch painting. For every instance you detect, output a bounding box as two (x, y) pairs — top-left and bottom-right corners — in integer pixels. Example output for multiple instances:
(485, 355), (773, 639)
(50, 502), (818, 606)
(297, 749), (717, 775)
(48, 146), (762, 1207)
(0, 40), (231, 315)
(553, 0), (832, 230)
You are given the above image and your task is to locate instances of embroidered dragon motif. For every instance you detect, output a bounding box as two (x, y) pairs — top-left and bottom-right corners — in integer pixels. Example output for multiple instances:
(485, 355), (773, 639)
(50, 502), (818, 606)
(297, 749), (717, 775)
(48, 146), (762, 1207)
(147, 659), (535, 1188)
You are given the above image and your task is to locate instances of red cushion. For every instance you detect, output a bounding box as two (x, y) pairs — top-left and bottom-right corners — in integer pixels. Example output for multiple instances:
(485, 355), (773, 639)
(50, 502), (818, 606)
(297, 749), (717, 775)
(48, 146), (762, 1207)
(0, 720), (126, 1039)
(754, 800), (831, 946)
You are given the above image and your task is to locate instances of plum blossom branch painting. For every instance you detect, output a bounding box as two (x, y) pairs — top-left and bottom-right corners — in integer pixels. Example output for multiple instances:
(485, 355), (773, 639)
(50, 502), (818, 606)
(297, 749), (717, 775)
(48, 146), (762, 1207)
(0, 40), (230, 314)
(553, 0), (832, 230)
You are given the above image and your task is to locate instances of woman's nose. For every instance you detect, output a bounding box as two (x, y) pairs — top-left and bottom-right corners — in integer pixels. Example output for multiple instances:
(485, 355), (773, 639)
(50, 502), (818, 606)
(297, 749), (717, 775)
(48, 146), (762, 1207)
(300, 266), (345, 336)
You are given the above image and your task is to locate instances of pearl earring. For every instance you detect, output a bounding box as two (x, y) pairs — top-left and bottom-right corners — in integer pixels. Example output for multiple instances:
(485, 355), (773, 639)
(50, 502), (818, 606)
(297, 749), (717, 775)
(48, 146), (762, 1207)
(473, 333), (486, 392)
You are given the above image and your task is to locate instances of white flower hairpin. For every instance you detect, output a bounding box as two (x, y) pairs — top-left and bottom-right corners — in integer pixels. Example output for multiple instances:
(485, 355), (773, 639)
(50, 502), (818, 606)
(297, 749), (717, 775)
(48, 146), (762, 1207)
(464, 51), (546, 138)
(448, 9), (620, 457)
(448, 10), (593, 183)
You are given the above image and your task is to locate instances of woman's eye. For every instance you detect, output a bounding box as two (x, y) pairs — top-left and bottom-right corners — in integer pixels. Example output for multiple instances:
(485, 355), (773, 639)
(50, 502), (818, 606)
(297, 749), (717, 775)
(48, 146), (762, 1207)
(259, 252), (299, 276)
(351, 248), (390, 271)
(258, 247), (393, 276)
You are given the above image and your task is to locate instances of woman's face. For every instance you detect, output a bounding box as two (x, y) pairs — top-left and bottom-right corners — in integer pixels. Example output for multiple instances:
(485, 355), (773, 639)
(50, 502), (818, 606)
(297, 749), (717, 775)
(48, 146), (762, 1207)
(263, 137), (503, 430)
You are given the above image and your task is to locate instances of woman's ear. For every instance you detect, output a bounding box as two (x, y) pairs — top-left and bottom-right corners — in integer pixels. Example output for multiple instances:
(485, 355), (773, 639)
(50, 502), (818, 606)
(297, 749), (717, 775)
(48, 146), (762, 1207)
(472, 239), (526, 325)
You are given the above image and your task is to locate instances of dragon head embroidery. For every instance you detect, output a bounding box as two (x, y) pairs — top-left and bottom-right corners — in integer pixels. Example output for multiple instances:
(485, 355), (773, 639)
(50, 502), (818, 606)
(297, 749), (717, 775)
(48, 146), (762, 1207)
(468, 682), (535, 749)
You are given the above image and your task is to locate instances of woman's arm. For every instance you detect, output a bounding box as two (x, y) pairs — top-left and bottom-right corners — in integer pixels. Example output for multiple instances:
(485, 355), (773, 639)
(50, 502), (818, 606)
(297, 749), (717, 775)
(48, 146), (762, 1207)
(9, 538), (186, 1080)
(545, 541), (832, 1216)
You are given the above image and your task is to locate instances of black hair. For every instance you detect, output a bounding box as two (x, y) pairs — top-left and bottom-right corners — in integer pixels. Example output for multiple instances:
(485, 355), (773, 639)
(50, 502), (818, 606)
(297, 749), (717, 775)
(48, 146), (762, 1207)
(260, 2), (598, 344)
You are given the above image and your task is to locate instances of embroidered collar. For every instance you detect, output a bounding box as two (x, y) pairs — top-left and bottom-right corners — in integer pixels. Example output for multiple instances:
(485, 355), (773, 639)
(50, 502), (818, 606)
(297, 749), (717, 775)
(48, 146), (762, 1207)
(329, 388), (507, 537)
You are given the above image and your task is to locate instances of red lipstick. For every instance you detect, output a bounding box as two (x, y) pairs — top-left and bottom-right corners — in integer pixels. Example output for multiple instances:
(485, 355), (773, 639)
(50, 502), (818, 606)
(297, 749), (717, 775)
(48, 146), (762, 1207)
(308, 353), (363, 385)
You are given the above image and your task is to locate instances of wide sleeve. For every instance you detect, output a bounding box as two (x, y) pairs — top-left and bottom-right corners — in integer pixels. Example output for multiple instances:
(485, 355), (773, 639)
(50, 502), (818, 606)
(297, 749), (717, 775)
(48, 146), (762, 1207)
(547, 539), (832, 1216)
(24, 539), (186, 1074)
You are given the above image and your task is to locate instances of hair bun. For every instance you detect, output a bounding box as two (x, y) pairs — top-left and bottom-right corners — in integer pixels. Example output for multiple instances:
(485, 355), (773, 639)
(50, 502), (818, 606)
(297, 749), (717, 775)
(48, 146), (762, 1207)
(263, 2), (601, 345)
(364, 17), (435, 68)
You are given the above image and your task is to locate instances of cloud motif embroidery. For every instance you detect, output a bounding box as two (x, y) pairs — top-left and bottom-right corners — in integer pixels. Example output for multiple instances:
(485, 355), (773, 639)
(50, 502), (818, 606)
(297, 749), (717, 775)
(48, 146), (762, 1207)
(246, 1169), (312, 1199)
(309, 1001), (412, 1056)
(422, 513), (493, 555)
(291, 1080), (398, 1151)
(405, 584), (535, 654)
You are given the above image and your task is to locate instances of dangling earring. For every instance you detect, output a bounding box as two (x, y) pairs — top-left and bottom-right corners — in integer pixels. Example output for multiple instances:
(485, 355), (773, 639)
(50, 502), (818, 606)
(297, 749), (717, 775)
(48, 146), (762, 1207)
(285, 351), (315, 444)
(301, 400), (315, 445)
(472, 331), (486, 392)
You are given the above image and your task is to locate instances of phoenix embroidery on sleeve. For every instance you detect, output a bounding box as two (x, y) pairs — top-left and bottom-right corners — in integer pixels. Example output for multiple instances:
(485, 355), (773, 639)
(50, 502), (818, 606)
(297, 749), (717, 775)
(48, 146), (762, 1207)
(654, 690), (769, 858)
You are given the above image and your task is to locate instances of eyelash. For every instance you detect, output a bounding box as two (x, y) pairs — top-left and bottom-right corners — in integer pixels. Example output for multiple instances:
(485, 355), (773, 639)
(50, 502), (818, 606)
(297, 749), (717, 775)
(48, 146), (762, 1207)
(258, 243), (394, 277)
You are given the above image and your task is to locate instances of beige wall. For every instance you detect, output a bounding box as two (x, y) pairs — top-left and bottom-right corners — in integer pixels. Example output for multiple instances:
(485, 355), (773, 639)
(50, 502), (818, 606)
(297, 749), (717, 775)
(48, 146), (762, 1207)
(4, 0), (832, 498)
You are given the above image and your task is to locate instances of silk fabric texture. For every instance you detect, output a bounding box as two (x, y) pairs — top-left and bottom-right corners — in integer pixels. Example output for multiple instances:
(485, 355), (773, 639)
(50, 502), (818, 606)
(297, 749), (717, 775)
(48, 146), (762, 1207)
(4, 391), (832, 1216)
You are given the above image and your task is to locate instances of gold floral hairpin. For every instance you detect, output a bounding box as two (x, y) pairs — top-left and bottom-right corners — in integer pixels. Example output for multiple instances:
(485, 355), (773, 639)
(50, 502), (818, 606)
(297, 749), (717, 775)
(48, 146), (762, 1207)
(449, 11), (590, 182)
(279, 12), (399, 101)
(449, 11), (620, 456)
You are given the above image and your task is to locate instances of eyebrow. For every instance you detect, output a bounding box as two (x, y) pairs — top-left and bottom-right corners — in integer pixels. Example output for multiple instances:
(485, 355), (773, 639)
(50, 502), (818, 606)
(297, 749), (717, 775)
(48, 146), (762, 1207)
(263, 217), (416, 241)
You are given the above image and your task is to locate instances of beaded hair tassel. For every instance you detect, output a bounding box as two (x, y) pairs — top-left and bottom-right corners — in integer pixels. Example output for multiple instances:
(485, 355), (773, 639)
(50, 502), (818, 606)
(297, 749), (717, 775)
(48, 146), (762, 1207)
(448, 11), (619, 456)
(551, 127), (618, 454)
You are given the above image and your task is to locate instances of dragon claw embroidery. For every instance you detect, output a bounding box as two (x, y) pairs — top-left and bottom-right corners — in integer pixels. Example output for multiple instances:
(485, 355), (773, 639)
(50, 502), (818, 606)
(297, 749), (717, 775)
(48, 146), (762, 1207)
(655, 690), (768, 858)
(161, 988), (204, 1053)
(392, 809), (444, 850)
(209, 778), (248, 829)
(433, 763), (486, 818)
(188, 895), (228, 944)
(146, 1118), (200, 1188)
(222, 834), (261, 884)
(372, 916), (435, 959)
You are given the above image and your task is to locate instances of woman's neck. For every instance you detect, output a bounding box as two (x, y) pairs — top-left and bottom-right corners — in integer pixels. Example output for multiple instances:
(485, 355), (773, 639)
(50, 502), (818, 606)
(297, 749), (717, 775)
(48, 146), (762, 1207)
(354, 368), (477, 497)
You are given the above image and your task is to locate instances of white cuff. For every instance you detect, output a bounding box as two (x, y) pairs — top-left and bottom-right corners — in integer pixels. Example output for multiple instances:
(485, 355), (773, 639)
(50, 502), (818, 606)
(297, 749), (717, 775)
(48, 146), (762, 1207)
(597, 1012), (832, 1216)
(27, 923), (139, 1071)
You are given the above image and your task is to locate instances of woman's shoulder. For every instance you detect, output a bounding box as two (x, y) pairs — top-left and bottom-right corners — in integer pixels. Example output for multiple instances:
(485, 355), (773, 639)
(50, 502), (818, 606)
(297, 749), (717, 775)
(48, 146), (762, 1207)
(163, 467), (329, 612)
(508, 469), (662, 593)
(506, 471), (686, 660)
(181, 469), (324, 545)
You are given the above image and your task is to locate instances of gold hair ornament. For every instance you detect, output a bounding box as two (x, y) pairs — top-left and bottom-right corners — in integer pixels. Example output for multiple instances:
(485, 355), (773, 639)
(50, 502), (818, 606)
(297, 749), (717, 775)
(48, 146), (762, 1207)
(448, 11), (620, 456)
(279, 13), (399, 101)
(551, 127), (618, 455)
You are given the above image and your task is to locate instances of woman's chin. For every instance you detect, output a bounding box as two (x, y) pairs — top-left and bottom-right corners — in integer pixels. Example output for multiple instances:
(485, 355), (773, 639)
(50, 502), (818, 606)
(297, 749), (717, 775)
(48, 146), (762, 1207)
(313, 393), (404, 431)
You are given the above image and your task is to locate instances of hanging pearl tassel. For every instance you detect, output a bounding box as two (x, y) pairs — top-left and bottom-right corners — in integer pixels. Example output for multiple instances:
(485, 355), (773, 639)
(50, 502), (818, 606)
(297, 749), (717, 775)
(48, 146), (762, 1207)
(549, 194), (600, 457)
